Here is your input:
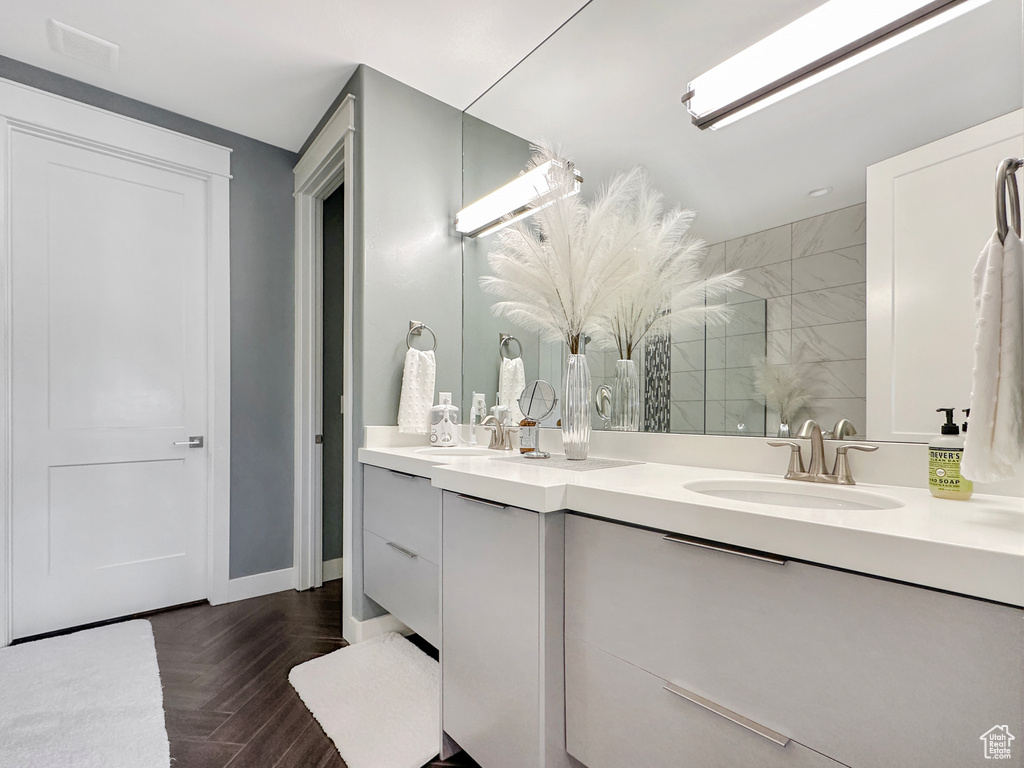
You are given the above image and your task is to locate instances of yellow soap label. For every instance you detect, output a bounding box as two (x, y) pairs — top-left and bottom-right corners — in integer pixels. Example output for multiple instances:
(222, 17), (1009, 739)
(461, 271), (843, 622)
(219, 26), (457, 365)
(928, 448), (974, 494)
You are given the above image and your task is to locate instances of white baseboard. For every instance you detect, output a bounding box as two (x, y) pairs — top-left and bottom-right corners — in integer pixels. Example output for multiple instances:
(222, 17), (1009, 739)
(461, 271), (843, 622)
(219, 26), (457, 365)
(211, 567), (296, 605)
(322, 557), (343, 582)
(344, 611), (411, 644)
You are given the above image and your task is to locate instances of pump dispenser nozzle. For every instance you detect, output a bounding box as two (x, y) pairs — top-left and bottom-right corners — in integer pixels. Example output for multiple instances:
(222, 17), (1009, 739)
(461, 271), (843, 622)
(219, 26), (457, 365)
(936, 407), (960, 435)
(962, 408), (971, 434)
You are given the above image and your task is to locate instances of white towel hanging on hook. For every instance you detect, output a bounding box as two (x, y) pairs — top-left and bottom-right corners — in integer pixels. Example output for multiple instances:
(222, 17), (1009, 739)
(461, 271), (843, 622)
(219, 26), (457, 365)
(962, 229), (1024, 483)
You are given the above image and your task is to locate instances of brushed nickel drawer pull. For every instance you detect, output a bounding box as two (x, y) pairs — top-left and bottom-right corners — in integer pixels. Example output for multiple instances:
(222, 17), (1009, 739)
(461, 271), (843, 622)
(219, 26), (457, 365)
(662, 534), (787, 565)
(388, 469), (418, 480)
(385, 541), (418, 558)
(663, 682), (790, 747)
(455, 493), (508, 510)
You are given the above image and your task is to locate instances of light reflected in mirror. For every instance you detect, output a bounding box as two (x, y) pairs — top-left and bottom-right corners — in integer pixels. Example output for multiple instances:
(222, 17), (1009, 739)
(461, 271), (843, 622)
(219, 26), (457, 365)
(460, 0), (1023, 441)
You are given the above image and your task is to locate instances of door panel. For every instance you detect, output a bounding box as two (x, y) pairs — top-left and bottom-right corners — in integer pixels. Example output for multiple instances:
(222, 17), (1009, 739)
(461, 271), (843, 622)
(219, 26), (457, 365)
(11, 132), (209, 638)
(48, 460), (188, 574)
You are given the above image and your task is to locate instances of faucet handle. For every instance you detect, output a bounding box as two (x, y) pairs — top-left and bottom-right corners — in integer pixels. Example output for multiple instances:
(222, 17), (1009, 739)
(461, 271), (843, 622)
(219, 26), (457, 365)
(832, 443), (879, 485)
(768, 440), (806, 478)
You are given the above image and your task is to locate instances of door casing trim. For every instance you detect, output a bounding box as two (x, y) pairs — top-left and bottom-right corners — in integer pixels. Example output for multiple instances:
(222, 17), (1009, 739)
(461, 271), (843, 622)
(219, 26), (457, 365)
(292, 95), (356, 624)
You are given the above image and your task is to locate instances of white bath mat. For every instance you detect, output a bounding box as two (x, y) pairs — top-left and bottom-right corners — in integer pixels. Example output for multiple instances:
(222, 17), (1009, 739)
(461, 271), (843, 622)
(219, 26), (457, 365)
(0, 619), (170, 768)
(289, 631), (439, 768)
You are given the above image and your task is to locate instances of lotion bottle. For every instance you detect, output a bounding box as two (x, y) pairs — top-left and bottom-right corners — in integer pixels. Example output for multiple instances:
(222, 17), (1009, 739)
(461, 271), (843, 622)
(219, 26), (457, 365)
(928, 408), (973, 500)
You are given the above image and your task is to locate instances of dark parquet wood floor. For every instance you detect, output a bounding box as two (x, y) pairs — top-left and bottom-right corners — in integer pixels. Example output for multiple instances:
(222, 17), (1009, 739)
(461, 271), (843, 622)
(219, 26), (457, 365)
(151, 580), (478, 768)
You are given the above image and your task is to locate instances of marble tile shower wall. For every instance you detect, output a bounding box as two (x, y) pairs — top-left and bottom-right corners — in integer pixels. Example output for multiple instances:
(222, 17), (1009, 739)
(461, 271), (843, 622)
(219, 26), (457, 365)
(679, 203), (868, 436)
(669, 295), (767, 436)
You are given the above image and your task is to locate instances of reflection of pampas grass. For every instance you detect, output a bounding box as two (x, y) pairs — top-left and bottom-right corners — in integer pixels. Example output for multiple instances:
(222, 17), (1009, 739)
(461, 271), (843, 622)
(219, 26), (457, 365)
(480, 145), (640, 354)
(753, 346), (822, 425)
(589, 170), (742, 360)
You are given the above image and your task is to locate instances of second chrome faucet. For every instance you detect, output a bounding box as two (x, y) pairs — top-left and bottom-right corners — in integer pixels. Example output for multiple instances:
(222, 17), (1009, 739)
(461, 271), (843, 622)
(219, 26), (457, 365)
(769, 423), (877, 485)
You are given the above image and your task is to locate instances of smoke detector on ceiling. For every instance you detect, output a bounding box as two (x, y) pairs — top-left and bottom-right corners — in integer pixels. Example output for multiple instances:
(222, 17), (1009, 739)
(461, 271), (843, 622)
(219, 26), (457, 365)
(47, 20), (119, 72)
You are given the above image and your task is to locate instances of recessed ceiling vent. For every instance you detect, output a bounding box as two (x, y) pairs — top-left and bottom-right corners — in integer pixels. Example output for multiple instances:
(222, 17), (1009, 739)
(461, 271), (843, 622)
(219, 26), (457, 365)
(47, 20), (119, 72)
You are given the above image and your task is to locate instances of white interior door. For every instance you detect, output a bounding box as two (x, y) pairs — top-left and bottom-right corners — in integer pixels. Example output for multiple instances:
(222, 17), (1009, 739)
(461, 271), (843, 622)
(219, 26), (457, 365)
(11, 131), (210, 639)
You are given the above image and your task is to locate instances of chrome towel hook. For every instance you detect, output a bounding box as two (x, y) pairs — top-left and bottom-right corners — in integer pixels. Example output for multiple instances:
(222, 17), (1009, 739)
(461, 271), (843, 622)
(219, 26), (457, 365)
(407, 320), (437, 352)
(996, 157), (1022, 243)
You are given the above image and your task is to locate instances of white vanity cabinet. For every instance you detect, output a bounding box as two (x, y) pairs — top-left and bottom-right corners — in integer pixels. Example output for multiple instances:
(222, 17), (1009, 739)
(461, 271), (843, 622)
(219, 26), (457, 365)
(564, 514), (1024, 768)
(441, 491), (570, 768)
(362, 465), (440, 647)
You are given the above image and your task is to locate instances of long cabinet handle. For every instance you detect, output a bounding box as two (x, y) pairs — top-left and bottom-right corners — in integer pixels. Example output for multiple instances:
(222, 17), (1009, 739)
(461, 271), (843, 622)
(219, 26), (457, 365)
(388, 469), (418, 480)
(455, 493), (507, 510)
(662, 534), (787, 566)
(663, 682), (790, 747)
(385, 541), (418, 559)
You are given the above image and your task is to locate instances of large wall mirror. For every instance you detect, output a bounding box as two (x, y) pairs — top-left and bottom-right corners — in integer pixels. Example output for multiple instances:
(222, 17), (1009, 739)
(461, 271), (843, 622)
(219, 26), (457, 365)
(461, 0), (1023, 441)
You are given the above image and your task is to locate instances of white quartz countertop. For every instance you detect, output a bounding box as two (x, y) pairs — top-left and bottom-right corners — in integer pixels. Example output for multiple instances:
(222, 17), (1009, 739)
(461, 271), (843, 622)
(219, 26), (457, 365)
(357, 445), (1024, 606)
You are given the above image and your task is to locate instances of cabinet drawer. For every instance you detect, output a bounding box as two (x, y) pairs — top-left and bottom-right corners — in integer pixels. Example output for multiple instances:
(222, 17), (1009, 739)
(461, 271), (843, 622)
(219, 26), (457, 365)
(363, 464), (440, 564)
(364, 529), (439, 647)
(566, 636), (844, 768)
(565, 514), (1024, 768)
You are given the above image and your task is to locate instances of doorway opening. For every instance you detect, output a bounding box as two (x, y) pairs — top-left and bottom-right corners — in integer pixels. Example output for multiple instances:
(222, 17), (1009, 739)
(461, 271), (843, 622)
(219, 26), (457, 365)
(321, 187), (345, 581)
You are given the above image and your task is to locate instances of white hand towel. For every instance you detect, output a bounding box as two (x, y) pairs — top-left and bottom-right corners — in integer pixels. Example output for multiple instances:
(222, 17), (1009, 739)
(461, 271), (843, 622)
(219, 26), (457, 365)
(398, 348), (436, 435)
(499, 356), (526, 423)
(962, 230), (1024, 483)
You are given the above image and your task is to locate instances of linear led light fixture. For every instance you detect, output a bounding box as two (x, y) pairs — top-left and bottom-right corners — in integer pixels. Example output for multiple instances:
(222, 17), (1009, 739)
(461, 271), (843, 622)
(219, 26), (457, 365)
(455, 160), (583, 238)
(683, 0), (989, 130)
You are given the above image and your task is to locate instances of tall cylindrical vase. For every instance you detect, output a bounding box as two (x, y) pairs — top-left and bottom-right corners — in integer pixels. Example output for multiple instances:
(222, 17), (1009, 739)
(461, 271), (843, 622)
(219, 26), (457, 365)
(562, 353), (591, 460)
(610, 358), (641, 432)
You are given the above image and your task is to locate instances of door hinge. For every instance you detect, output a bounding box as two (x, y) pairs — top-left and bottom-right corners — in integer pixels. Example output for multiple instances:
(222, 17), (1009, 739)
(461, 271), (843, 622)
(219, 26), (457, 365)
(315, 434), (324, 445)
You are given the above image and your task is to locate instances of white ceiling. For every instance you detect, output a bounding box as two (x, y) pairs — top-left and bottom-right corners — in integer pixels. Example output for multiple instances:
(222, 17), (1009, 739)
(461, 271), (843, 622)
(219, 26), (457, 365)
(0, 0), (590, 151)
(467, 0), (1024, 243)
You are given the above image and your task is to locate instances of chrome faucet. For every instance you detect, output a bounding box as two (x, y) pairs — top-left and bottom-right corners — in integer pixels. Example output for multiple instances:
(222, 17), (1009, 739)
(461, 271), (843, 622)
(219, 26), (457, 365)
(481, 415), (516, 450)
(769, 423), (877, 485)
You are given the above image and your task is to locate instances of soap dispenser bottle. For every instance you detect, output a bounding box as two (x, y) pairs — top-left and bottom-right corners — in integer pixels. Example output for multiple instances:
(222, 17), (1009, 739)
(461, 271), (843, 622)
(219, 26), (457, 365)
(928, 408), (973, 500)
(430, 392), (459, 447)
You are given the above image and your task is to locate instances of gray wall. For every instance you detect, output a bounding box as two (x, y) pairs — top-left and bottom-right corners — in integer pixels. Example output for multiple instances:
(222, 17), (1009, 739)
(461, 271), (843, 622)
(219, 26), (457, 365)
(0, 56), (298, 579)
(304, 66), (464, 622)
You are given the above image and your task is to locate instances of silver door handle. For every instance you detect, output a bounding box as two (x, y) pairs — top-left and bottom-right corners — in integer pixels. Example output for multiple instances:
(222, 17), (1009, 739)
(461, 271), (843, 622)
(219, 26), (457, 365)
(663, 682), (790, 747)
(173, 436), (204, 448)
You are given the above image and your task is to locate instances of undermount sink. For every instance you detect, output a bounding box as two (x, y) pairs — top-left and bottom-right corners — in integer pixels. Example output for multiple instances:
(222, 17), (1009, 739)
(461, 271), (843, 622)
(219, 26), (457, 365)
(684, 478), (904, 511)
(416, 446), (504, 456)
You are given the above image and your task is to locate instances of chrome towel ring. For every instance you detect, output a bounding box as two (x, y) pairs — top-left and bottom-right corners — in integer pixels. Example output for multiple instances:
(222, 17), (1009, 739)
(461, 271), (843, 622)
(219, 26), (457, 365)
(499, 333), (523, 360)
(407, 321), (437, 352)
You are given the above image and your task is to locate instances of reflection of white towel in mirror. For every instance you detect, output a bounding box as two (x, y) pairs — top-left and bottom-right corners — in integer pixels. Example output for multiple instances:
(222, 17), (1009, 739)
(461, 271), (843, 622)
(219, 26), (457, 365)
(398, 348), (436, 435)
(499, 357), (526, 423)
(962, 231), (1024, 483)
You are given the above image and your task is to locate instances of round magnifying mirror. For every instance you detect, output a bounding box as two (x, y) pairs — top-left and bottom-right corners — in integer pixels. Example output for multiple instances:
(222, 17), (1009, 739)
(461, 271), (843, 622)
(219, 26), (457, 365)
(518, 380), (557, 422)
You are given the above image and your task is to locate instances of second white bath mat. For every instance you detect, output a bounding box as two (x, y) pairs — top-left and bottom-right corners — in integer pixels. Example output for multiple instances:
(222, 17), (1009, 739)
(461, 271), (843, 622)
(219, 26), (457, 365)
(289, 631), (439, 768)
